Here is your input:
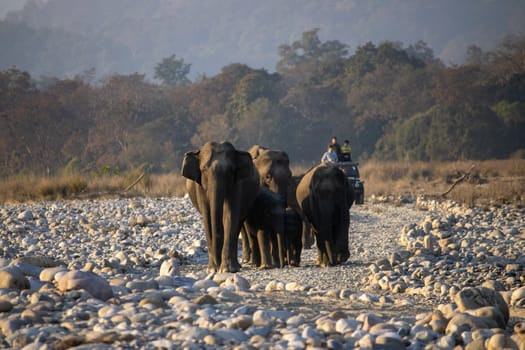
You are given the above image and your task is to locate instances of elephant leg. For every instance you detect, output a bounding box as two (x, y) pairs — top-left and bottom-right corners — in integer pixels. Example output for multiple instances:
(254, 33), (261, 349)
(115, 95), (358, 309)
(269, 231), (282, 268)
(219, 203), (241, 273)
(316, 233), (336, 267)
(240, 225), (251, 264)
(248, 228), (261, 267)
(324, 239), (336, 266)
(258, 229), (272, 269)
(201, 208), (219, 272)
(317, 247), (328, 267)
(335, 209), (350, 264)
(275, 231), (286, 268)
(302, 221), (315, 249)
(313, 230), (329, 267)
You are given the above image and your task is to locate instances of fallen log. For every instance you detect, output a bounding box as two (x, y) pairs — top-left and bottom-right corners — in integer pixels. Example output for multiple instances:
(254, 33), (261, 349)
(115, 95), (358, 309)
(440, 164), (476, 197)
(124, 172), (145, 192)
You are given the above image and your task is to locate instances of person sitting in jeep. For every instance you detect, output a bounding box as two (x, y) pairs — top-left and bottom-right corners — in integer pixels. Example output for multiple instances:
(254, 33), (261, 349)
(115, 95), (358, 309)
(321, 145), (338, 163)
(340, 140), (352, 162)
(329, 136), (342, 161)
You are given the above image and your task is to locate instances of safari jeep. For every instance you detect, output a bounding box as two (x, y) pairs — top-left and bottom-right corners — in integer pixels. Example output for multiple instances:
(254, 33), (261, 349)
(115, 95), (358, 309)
(337, 162), (365, 204)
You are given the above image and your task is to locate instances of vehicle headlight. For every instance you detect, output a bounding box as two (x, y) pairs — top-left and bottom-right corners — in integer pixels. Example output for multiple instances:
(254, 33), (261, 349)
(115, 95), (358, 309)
(354, 182), (361, 188)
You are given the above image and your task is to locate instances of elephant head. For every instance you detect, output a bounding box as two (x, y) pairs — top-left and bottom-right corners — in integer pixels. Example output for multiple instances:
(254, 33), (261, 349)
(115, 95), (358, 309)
(182, 141), (259, 272)
(248, 145), (292, 197)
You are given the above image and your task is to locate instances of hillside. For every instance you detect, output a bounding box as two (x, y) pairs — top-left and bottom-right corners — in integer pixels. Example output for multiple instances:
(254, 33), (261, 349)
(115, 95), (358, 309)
(1, 0), (524, 79)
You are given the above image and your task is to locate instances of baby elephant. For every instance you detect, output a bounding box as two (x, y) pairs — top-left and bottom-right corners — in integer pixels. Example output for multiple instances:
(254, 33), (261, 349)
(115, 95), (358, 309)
(244, 187), (286, 268)
(244, 188), (304, 268)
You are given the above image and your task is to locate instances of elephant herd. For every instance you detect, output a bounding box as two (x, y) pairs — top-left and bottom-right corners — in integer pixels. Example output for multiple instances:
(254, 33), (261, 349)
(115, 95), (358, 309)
(182, 141), (356, 273)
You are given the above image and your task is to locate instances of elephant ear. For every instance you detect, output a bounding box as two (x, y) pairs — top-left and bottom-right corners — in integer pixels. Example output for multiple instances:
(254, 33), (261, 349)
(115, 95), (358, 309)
(181, 150), (201, 184)
(235, 151), (255, 182)
(309, 166), (323, 194)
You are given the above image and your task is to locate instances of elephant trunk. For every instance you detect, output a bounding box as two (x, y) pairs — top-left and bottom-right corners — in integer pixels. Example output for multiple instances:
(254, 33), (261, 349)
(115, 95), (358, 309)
(317, 199), (336, 267)
(209, 185), (226, 269)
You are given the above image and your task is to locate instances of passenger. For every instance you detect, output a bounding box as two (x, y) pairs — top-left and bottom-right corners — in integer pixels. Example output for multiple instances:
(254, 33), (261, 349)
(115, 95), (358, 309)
(340, 140), (352, 162)
(321, 145), (338, 163)
(329, 136), (342, 161)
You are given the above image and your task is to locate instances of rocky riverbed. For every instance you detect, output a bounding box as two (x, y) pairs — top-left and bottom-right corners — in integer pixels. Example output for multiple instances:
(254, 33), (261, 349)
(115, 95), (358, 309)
(1, 196), (525, 349)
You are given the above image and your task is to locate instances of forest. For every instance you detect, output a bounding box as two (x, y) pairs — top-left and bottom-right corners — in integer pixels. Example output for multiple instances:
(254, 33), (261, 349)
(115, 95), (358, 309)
(1, 29), (524, 177)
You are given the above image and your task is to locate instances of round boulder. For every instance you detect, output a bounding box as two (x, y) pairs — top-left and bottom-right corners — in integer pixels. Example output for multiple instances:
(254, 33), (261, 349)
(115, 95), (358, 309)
(454, 287), (509, 326)
(0, 266), (30, 290)
(57, 270), (114, 301)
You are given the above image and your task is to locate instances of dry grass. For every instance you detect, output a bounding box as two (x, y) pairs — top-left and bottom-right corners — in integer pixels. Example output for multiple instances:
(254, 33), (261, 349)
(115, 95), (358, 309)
(1, 159), (524, 206)
(359, 159), (525, 207)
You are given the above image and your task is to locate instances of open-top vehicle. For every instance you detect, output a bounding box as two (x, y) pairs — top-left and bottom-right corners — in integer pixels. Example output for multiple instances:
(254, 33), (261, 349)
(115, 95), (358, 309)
(337, 162), (365, 204)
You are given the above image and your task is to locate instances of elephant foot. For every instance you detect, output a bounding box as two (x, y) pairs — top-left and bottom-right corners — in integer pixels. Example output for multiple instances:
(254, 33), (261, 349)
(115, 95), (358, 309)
(241, 251), (252, 264)
(219, 261), (241, 273)
(258, 264), (272, 270)
(206, 264), (218, 273)
(337, 251), (350, 264)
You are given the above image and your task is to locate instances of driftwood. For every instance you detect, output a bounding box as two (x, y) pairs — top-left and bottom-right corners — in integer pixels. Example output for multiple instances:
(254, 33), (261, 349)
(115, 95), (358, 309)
(124, 172), (145, 192)
(70, 172), (146, 199)
(439, 164), (476, 197)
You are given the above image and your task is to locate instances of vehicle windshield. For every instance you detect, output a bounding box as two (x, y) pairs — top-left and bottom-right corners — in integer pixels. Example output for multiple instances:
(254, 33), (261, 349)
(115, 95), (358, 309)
(339, 163), (360, 178)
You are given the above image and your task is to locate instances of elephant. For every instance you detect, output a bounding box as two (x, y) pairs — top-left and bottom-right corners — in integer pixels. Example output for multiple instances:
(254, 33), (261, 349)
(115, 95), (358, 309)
(243, 188), (303, 268)
(241, 145), (292, 265)
(244, 187), (286, 268)
(182, 141), (259, 273)
(248, 145), (292, 196)
(296, 163), (355, 267)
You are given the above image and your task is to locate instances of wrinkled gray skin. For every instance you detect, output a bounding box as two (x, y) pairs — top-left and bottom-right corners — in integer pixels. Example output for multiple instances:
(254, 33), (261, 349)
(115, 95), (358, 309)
(244, 187), (286, 268)
(241, 145), (291, 267)
(287, 175), (315, 250)
(296, 163), (355, 267)
(182, 141), (259, 273)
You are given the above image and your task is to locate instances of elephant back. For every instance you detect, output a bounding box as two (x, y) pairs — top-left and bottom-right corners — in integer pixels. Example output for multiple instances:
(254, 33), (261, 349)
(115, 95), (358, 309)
(295, 164), (319, 212)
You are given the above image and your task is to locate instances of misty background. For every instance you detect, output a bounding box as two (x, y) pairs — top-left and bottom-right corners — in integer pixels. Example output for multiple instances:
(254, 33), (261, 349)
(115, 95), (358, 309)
(1, 0), (524, 80)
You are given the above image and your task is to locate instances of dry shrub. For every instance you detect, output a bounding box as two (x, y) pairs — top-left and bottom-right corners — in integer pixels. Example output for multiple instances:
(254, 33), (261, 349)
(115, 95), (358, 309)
(37, 175), (88, 199)
(147, 174), (187, 197)
(1, 159), (523, 206)
(0, 174), (88, 203)
(87, 175), (128, 194)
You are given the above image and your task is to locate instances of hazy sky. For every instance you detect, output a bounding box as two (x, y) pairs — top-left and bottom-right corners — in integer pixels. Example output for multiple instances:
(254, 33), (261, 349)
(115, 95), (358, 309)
(0, 0), (27, 19)
(1, 0), (524, 79)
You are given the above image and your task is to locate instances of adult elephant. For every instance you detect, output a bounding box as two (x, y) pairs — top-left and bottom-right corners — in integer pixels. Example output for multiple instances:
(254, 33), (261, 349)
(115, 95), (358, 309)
(248, 145), (291, 196)
(182, 141), (259, 273)
(296, 163), (355, 267)
(241, 145), (292, 265)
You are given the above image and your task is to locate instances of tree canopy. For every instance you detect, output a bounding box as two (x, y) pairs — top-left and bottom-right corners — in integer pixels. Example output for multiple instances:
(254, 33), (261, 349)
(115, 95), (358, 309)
(1, 30), (524, 177)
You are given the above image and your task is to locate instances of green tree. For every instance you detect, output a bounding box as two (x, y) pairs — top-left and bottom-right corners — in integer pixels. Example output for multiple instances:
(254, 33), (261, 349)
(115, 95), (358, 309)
(276, 28), (348, 78)
(154, 54), (191, 86)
